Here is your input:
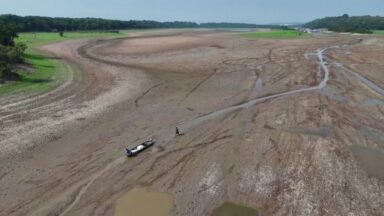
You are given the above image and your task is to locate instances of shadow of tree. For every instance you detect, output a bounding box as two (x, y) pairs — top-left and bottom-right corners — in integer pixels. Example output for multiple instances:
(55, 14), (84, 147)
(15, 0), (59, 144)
(21, 77), (51, 83)
(24, 53), (61, 60)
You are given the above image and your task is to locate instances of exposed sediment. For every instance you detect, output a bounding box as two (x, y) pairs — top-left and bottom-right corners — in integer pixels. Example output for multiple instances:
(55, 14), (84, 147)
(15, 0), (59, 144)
(1, 30), (383, 216)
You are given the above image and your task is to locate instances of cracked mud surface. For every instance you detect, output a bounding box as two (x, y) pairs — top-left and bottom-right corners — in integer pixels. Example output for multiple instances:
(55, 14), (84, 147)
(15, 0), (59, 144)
(0, 30), (383, 216)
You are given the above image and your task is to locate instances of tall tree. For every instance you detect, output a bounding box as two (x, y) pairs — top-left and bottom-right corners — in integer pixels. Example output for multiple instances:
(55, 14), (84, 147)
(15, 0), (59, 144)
(0, 22), (20, 46)
(0, 23), (26, 81)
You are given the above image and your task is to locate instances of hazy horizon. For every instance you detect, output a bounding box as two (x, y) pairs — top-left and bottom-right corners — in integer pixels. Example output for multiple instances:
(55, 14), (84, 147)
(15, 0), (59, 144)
(1, 0), (383, 24)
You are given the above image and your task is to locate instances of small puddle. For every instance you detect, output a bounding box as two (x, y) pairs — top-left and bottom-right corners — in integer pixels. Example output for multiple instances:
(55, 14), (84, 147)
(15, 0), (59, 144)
(212, 202), (259, 216)
(350, 145), (384, 180)
(114, 187), (174, 216)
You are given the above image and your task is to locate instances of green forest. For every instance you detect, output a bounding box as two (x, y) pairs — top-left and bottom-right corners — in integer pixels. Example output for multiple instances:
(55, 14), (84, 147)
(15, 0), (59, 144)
(304, 14), (384, 33)
(0, 14), (276, 32)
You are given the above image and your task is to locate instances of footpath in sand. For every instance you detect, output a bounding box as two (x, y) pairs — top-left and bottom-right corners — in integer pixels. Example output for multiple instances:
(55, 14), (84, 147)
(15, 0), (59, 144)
(0, 30), (384, 216)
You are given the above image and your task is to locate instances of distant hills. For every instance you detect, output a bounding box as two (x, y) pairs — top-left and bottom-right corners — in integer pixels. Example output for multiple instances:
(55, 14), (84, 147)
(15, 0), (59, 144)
(304, 14), (384, 34)
(0, 14), (278, 32)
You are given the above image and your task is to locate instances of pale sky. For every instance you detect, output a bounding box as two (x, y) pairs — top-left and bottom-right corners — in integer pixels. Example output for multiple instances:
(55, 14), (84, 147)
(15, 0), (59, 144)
(1, 0), (383, 24)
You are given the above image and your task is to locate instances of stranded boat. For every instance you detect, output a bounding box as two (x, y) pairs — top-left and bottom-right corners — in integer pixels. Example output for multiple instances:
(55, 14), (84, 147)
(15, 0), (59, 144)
(126, 139), (155, 157)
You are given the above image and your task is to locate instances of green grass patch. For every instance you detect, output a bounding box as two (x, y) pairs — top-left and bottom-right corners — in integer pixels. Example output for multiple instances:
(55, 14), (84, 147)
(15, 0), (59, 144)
(17, 31), (126, 47)
(373, 30), (384, 35)
(1, 31), (129, 96)
(212, 202), (258, 216)
(242, 30), (308, 39)
(0, 51), (67, 96)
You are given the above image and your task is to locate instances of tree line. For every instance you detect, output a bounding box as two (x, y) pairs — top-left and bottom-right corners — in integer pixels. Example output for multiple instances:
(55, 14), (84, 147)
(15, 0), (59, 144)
(304, 14), (384, 34)
(199, 22), (277, 29)
(0, 14), (194, 31)
(0, 23), (26, 82)
(0, 14), (277, 32)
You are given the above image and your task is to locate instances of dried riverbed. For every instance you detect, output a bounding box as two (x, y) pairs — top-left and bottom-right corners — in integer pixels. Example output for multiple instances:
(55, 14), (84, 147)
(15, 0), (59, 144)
(1, 30), (383, 216)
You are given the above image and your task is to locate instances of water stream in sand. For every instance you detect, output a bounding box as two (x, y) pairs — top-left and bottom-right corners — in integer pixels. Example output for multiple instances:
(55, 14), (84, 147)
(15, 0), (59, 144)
(250, 78), (263, 98)
(54, 43), (348, 216)
(335, 63), (384, 96)
(181, 45), (338, 130)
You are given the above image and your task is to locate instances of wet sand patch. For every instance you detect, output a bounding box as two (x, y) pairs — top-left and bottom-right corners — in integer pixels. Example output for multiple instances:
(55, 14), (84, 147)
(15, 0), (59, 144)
(212, 202), (259, 216)
(114, 187), (174, 216)
(317, 86), (347, 102)
(361, 126), (384, 146)
(362, 98), (384, 107)
(350, 145), (384, 180)
(288, 124), (333, 138)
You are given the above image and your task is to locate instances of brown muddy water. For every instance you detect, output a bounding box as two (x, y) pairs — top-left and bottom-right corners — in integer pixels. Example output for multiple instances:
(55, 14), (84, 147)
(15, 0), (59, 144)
(114, 187), (174, 216)
(350, 145), (384, 180)
(212, 202), (259, 216)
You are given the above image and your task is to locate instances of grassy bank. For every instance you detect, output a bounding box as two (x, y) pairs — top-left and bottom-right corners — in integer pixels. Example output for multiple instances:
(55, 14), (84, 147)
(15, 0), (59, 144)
(0, 31), (126, 96)
(0, 51), (68, 95)
(242, 29), (308, 39)
(17, 31), (125, 47)
(373, 30), (384, 35)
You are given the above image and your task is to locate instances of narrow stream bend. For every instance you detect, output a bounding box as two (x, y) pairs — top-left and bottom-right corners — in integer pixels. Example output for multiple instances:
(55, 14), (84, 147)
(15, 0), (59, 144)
(181, 45), (339, 129)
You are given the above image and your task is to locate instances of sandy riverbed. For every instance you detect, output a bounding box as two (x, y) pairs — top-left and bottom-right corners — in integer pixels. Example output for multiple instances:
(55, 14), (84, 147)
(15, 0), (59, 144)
(1, 30), (383, 216)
